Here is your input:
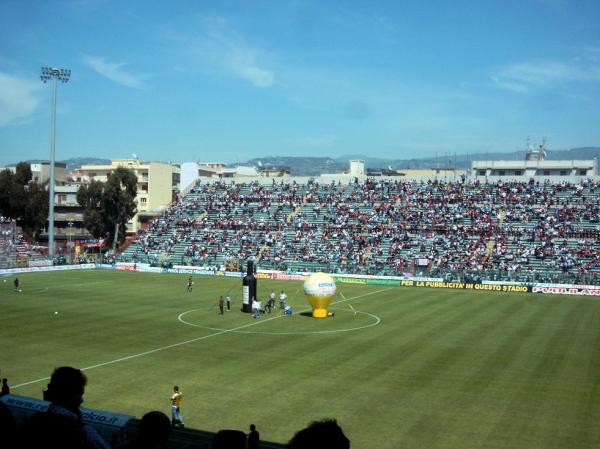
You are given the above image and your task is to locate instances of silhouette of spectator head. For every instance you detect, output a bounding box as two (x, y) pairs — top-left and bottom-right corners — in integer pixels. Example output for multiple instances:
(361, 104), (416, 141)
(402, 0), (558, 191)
(44, 366), (87, 414)
(137, 411), (171, 447)
(1, 378), (9, 397)
(248, 424), (259, 449)
(212, 429), (248, 449)
(288, 419), (350, 449)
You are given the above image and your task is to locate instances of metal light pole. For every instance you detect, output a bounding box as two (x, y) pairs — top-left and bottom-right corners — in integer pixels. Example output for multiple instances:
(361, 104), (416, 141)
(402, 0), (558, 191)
(40, 67), (70, 258)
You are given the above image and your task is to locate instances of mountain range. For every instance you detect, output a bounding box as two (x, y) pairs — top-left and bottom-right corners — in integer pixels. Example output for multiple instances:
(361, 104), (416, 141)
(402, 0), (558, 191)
(9, 147), (600, 176)
(243, 147), (600, 176)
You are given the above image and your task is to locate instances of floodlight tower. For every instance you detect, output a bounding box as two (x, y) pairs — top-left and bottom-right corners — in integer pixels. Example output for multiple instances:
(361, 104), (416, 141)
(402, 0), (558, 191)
(40, 67), (70, 258)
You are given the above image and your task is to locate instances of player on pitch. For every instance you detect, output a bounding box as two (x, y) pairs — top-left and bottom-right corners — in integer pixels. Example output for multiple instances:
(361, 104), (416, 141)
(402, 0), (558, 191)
(170, 386), (184, 427)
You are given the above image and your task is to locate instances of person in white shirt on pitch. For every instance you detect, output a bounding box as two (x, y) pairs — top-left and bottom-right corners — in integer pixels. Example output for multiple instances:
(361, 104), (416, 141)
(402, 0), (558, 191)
(252, 298), (261, 319)
(279, 291), (288, 310)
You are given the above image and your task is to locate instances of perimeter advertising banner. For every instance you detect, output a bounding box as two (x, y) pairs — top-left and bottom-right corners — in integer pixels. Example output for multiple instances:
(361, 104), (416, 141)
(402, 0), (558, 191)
(399, 279), (531, 293)
(332, 276), (400, 286)
(532, 285), (600, 296)
(1, 394), (133, 444)
(162, 266), (218, 276)
(0, 264), (95, 276)
(15, 262), (600, 296)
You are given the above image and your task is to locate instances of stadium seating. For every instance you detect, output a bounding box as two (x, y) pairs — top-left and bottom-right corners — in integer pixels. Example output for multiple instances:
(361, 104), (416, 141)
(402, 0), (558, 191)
(0, 217), (47, 268)
(118, 179), (600, 285)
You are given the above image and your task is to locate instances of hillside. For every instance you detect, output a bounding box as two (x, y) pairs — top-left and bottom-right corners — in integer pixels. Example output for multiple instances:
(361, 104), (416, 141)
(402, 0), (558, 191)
(244, 147), (600, 176)
(8, 147), (599, 177)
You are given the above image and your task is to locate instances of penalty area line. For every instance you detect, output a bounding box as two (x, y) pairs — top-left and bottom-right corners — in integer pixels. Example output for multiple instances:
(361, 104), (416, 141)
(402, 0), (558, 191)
(12, 287), (391, 390)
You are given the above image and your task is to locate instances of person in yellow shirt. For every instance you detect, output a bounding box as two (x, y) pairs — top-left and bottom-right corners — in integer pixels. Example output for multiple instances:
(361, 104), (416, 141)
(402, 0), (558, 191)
(170, 385), (184, 427)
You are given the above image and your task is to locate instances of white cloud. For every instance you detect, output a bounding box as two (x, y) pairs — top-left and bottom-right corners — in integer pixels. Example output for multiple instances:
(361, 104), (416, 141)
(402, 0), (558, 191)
(490, 76), (532, 93)
(83, 55), (145, 88)
(492, 59), (600, 93)
(198, 17), (275, 88)
(228, 50), (274, 87)
(0, 72), (42, 126)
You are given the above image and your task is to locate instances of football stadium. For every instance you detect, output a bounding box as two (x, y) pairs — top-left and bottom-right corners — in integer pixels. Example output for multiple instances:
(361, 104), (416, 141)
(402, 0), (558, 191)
(3, 4), (600, 447)
(2, 176), (600, 449)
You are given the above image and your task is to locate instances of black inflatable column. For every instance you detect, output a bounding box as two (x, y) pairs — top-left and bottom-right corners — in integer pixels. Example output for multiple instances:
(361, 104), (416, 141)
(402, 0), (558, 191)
(242, 260), (257, 313)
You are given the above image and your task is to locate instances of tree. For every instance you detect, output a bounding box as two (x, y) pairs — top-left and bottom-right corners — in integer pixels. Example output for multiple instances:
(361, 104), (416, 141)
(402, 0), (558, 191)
(0, 163), (47, 239)
(77, 180), (107, 239)
(9, 179), (28, 220)
(102, 167), (137, 251)
(20, 182), (48, 239)
(14, 162), (33, 186)
(0, 169), (14, 217)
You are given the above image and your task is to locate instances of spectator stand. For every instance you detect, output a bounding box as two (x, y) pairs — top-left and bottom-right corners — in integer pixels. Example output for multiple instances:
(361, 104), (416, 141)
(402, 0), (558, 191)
(116, 179), (600, 286)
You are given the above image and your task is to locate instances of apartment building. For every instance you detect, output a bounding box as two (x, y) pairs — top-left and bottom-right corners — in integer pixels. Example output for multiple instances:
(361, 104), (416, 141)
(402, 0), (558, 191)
(78, 159), (180, 233)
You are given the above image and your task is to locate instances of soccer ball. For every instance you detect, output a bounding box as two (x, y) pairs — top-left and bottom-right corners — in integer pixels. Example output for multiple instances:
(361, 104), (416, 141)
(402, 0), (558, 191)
(19, 289), (22, 292)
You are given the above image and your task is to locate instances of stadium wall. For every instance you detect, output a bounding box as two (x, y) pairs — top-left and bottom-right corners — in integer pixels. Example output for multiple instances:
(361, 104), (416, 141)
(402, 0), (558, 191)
(1, 394), (133, 444)
(3, 262), (599, 297)
(118, 262), (600, 296)
(0, 263), (95, 275)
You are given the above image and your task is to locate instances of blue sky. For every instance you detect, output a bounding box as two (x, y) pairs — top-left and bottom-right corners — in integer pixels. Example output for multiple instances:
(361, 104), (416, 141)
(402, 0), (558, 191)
(1, 0), (600, 166)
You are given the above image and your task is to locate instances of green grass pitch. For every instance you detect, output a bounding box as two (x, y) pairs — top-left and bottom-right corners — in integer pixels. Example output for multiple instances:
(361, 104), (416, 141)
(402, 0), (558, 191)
(2, 270), (600, 448)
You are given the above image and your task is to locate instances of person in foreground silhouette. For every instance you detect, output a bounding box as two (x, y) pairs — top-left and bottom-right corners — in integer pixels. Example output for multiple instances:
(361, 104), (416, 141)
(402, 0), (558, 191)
(20, 366), (111, 449)
(0, 399), (17, 448)
(247, 423), (259, 449)
(211, 429), (248, 449)
(287, 419), (350, 449)
(118, 411), (171, 449)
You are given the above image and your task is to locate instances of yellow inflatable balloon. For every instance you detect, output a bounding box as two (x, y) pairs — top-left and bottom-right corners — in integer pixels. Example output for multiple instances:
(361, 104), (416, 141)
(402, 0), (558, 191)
(304, 272), (337, 318)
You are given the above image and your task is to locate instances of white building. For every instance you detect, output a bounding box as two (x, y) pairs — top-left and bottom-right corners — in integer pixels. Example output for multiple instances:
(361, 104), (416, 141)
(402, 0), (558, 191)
(31, 162), (68, 185)
(349, 160), (365, 177)
(179, 162), (289, 195)
(2, 162), (69, 185)
(471, 142), (597, 182)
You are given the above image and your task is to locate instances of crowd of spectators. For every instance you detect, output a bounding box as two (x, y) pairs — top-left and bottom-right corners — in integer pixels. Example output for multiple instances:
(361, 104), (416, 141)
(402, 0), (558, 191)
(0, 217), (47, 268)
(120, 178), (600, 285)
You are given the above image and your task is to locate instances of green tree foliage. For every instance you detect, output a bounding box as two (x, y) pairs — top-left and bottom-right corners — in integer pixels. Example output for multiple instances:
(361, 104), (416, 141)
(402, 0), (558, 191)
(0, 169), (15, 216)
(103, 167), (137, 250)
(20, 182), (49, 239)
(77, 180), (106, 239)
(0, 164), (48, 239)
(14, 162), (33, 185)
(9, 180), (28, 219)
(77, 168), (137, 249)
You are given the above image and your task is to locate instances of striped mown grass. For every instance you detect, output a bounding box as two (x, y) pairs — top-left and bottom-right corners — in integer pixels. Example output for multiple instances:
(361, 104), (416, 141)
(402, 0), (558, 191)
(1, 270), (600, 448)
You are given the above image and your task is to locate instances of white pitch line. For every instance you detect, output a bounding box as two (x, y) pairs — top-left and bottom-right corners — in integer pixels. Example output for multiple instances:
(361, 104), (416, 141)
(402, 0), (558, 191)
(12, 287), (390, 389)
(179, 308), (381, 335)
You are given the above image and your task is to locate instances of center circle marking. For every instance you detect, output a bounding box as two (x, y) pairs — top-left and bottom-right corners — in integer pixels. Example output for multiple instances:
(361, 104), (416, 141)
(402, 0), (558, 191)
(177, 307), (381, 335)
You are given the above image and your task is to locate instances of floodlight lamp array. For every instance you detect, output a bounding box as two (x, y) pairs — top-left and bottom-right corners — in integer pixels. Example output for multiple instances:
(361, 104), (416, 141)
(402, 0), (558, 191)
(40, 66), (71, 83)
